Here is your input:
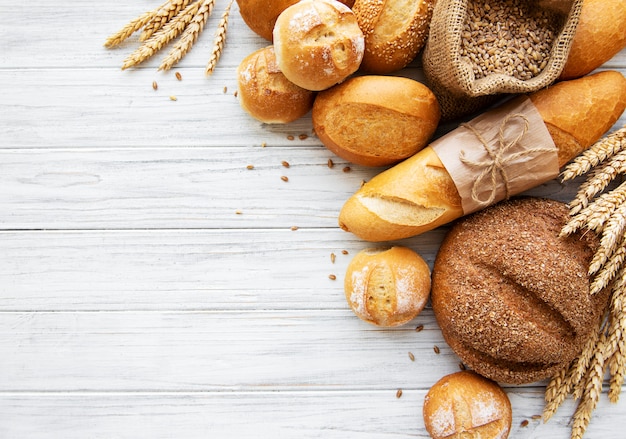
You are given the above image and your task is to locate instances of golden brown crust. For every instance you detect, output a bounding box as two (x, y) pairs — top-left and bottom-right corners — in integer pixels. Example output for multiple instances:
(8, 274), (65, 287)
(236, 0), (299, 42)
(353, 0), (435, 73)
(431, 197), (610, 384)
(530, 70), (626, 165)
(312, 75), (440, 166)
(237, 46), (315, 124)
(560, 0), (626, 80)
(338, 146), (463, 241)
(344, 246), (431, 327)
(272, 0), (364, 91)
(423, 371), (512, 439)
(338, 70), (626, 242)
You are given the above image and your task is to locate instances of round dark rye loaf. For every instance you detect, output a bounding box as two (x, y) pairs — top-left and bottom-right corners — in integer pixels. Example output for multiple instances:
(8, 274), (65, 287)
(431, 197), (610, 384)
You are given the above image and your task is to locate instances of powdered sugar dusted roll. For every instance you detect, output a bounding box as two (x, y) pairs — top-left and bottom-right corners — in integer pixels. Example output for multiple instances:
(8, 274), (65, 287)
(273, 0), (364, 91)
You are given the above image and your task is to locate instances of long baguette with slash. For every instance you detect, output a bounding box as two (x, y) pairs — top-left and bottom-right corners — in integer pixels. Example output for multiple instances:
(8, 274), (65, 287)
(338, 70), (626, 242)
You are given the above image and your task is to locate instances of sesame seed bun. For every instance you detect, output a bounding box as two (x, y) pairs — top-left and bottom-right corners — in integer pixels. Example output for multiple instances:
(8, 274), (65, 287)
(353, 0), (435, 74)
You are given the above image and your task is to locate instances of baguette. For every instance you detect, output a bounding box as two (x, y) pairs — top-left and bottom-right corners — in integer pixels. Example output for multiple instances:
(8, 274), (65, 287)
(338, 70), (626, 242)
(559, 0), (626, 80)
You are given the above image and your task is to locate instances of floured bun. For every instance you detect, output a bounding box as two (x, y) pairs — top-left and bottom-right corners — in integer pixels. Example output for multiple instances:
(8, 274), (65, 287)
(312, 75), (440, 166)
(423, 371), (512, 439)
(431, 197), (610, 384)
(273, 0), (365, 91)
(344, 246), (431, 327)
(353, 0), (435, 73)
(237, 46), (315, 124)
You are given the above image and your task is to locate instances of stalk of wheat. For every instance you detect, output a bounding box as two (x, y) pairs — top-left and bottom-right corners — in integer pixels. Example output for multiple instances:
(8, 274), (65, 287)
(544, 125), (626, 439)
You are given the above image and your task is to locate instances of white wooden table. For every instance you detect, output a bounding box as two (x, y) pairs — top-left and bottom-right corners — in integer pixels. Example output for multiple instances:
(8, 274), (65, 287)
(1, 1), (625, 437)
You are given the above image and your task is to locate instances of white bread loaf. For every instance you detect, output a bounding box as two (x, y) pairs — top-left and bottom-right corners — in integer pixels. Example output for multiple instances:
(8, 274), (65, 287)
(338, 70), (626, 242)
(237, 46), (315, 124)
(312, 75), (440, 166)
(423, 371), (512, 439)
(344, 246), (431, 327)
(236, 0), (356, 42)
(352, 0), (435, 74)
(560, 0), (626, 80)
(272, 0), (364, 91)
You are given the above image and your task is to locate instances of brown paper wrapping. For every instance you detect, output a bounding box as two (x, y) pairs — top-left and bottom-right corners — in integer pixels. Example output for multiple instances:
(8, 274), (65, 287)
(431, 96), (559, 214)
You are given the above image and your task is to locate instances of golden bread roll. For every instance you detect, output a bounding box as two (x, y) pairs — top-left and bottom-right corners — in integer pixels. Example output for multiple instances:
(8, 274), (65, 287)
(237, 46), (315, 124)
(236, 0), (299, 41)
(338, 70), (626, 242)
(431, 197), (610, 384)
(272, 0), (365, 91)
(560, 0), (626, 80)
(236, 0), (356, 41)
(344, 246), (431, 327)
(312, 75), (440, 166)
(423, 371), (512, 439)
(353, 0), (435, 73)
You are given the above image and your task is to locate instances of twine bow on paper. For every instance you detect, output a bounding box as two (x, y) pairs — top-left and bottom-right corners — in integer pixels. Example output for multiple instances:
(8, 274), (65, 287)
(459, 113), (553, 207)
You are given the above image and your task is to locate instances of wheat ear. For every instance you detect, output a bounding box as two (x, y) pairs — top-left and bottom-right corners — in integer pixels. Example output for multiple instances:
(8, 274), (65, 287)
(121, 1), (202, 70)
(561, 126), (626, 181)
(158, 0), (216, 71)
(590, 236), (626, 294)
(140, 0), (195, 41)
(205, 0), (234, 75)
(588, 201), (626, 277)
(104, 7), (163, 48)
(570, 329), (607, 439)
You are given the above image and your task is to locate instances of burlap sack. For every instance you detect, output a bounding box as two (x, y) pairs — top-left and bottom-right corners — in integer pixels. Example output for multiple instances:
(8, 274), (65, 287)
(423, 0), (583, 121)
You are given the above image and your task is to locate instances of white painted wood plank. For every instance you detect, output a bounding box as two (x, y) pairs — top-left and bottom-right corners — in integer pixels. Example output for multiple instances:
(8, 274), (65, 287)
(0, 148), (593, 230)
(0, 389), (622, 439)
(0, 229), (445, 311)
(0, 309), (460, 391)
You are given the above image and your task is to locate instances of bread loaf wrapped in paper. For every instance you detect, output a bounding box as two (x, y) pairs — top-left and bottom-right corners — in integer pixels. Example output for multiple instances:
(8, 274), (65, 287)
(338, 71), (626, 242)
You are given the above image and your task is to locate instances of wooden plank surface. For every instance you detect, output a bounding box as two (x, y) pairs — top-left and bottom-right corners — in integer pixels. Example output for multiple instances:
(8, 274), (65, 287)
(1, 0), (625, 438)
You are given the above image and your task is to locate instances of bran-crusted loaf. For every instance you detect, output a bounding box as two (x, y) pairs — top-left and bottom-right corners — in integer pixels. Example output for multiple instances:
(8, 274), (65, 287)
(431, 197), (610, 384)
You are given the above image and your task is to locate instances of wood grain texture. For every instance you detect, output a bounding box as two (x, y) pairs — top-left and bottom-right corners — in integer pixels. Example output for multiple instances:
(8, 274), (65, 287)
(1, 0), (625, 437)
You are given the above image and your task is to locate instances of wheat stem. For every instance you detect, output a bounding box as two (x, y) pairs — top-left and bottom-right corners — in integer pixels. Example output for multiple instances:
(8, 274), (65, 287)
(205, 0), (234, 75)
(159, 0), (216, 71)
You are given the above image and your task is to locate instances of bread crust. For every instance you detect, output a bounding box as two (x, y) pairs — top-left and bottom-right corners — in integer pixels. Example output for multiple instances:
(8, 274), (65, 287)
(431, 197), (610, 384)
(237, 46), (315, 124)
(313, 75), (440, 166)
(344, 246), (431, 327)
(272, 0), (364, 91)
(338, 70), (626, 242)
(236, 0), (299, 41)
(560, 0), (626, 80)
(353, 0), (435, 73)
(423, 371), (512, 439)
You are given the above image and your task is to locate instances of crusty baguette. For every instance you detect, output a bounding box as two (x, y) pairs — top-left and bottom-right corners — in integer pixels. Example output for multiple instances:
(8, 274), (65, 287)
(559, 0), (626, 80)
(338, 71), (626, 242)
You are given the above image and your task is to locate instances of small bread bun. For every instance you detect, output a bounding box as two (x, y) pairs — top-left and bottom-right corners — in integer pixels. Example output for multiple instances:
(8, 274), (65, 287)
(237, 46), (315, 124)
(423, 371), (512, 439)
(236, 0), (299, 41)
(344, 246), (431, 327)
(273, 0), (365, 91)
(559, 0), (626, 80)
(353, 0), (435, 73)
(312, 75), (440, 167)
(431, 197), (610, 384)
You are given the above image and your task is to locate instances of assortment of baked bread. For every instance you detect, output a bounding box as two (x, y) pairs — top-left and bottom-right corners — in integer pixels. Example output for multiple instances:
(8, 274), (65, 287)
(234, 0), (626, 437)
